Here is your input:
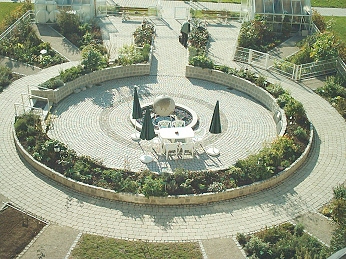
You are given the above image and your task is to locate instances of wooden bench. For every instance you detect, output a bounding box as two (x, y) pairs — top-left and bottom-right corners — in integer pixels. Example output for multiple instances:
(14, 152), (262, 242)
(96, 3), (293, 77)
(201, 10), (233, 24)
(119, 7), (149, 21)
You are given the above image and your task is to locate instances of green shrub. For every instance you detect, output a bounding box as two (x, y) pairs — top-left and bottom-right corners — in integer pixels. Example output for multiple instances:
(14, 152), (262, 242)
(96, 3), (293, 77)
(315, 76), (346, 98)
(312, 9), (327, 32)
(236, 233), (249, 247)
(121, 178), (139, 193)
(207, 182), (226, 192)
(244, 236), (272, 258)
(293, 126), (309, 142)
(238, 19), (279, 52)
(189, 23), (209, 50)
(14, 113), (43, 141)
(189, 55), (214, 69)
(330, 224), (346, 253)
(333, 184), (346, 200)
(284, 99), (306, 121)
(0, 65), (11, 90)
(81, 44), (108, 72)
(39, 77), (64, 89)
(59, 65), (84, 83)
(56, 10), (80, 36)
(141, 43), (151, 61)
(141, 176), (167, 198)
(133, 19), (155, 46)
(117, 44), (145, 66)
(265, 83), (287, 98)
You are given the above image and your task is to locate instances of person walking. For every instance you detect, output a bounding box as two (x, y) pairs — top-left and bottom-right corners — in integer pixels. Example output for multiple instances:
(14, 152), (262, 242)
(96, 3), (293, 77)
(180, 19), (191, 48)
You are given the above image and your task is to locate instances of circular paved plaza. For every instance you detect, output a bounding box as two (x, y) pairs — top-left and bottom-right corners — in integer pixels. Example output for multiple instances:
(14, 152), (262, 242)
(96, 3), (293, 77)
(48, 75), (277, 173)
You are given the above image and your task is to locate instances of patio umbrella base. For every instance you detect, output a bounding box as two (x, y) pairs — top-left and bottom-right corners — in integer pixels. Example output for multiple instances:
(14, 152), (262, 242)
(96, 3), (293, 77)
(140, 154), (153, 163)
(207, 147), (220, 156)
(131, 132), (140, 140)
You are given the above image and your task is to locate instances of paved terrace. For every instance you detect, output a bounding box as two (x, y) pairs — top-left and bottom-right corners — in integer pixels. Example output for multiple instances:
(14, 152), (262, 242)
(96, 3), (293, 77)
(0, 0), (345, 251)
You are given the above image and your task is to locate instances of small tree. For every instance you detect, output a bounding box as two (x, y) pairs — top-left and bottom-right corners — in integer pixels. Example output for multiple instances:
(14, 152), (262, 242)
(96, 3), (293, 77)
(81, 45), (108, 72)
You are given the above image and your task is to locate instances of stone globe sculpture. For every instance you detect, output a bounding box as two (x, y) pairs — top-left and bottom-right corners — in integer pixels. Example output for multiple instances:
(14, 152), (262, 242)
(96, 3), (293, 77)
(153, 95), (175, 116)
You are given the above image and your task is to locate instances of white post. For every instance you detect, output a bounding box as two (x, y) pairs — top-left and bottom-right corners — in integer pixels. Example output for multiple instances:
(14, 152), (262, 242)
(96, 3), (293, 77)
(292, 64), (296, 80)
(265, 53), (269, 69)
(248, 49), (253, 65)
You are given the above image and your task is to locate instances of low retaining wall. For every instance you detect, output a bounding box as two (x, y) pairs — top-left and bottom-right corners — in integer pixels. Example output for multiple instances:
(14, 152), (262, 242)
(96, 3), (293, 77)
(16, 64), (312, 205)
(31, 52), (152, 104)
(14, 125), (313, 205)
(185, 65), (287, 136)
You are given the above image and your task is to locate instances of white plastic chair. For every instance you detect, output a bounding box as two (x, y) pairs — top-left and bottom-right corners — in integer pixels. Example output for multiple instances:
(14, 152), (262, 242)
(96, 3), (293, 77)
(192, 127), (206, 147)
(158, 120), (171, 128)
(171, 120), (185, 128)
(151, 136), (163, 154)
(180, 142), (195, 159)
(163, 142), (179, 159)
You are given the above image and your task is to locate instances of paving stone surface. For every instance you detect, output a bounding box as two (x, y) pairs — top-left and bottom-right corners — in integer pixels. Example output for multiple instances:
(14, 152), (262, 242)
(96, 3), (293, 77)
(0, 2), (345, 259)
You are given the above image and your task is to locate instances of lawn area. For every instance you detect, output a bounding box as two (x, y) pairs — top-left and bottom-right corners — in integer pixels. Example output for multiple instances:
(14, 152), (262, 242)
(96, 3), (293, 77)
(311, 0), (346, 8)
(187, 0), (241, 3)
(0, 2), (20, 25)
(70, 234), (203, 259)
(325, 16), (346, 43)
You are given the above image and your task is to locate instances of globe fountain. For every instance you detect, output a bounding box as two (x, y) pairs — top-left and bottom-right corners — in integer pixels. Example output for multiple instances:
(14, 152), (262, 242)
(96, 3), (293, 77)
(130, 95), (198, 133)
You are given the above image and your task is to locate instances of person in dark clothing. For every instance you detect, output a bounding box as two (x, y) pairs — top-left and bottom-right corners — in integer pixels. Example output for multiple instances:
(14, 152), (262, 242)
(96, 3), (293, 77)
(180, 19), (191, 48)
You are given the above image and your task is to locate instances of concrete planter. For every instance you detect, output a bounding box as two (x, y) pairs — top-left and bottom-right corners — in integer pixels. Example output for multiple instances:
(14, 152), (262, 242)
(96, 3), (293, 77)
(14, 127), (313, 205)
(15, 63), (313, 205)
(31, 45), (153, 104)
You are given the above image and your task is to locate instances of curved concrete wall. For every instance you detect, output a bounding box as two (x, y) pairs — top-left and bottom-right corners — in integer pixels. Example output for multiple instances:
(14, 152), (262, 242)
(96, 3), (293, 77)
(14, 126), (313, 205)
(14, 64), (313, 205)
(185, 65), (287, 136)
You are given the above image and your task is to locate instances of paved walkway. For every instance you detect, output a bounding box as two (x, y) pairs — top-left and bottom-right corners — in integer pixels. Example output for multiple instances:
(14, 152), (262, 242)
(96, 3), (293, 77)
(0, 1), (345, 258)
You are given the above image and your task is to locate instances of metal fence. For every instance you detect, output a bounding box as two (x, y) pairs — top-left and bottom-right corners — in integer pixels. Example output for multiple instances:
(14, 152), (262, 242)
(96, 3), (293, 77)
(234, 46), (341, 81)
(0, 10), (35, 43)
(298, 59), (339, 79)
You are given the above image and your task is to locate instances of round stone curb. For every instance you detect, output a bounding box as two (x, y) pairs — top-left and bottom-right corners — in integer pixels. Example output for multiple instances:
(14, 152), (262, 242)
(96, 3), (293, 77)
(13, 121), (313, 205)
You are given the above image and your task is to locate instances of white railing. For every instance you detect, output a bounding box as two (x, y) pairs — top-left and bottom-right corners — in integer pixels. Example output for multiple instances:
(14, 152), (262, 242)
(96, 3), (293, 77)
(336, 57), (346, 79)
(0, 10), (35, 43)
(298, 58), (338, 79)
(234, 46), (340, 81)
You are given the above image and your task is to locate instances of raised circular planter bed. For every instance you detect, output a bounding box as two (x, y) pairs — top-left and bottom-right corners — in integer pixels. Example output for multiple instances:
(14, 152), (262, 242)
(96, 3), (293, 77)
(14, 124), (313, 205)
(14, 65), (313, 205)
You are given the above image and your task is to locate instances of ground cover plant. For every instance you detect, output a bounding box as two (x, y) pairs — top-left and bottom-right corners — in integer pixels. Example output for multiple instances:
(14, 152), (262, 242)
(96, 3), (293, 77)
(0, 18), (66, 68)
(236, 222), (331, 258)
(0, 204), (46, 258)
(320, 184), (346, 253)
(0, 65), (21, 92)
(70, 234), (203, 259)
(315, 75), (346, 119)
(15, 64), (310, 197)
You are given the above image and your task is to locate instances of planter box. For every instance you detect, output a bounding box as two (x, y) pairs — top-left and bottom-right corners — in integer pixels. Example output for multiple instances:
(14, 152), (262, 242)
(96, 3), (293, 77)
(31, 45), (153, 104)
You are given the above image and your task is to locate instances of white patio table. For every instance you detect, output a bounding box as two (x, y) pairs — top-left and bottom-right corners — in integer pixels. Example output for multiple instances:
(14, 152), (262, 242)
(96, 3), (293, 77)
(158, 126), (194, 143)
